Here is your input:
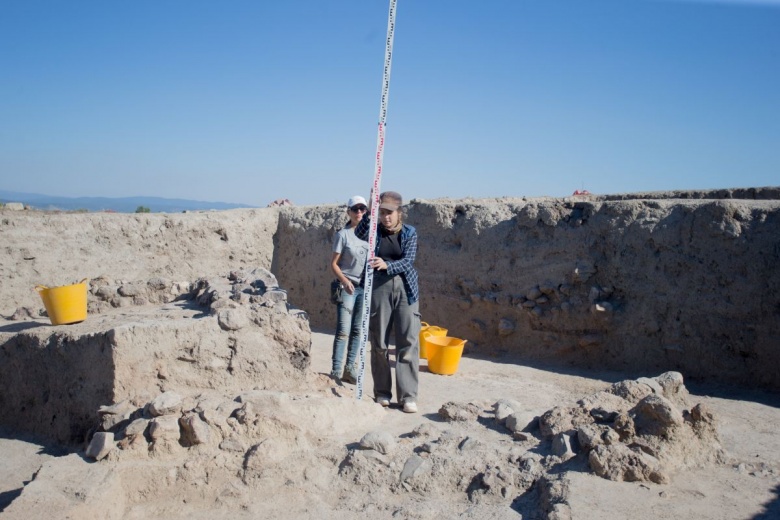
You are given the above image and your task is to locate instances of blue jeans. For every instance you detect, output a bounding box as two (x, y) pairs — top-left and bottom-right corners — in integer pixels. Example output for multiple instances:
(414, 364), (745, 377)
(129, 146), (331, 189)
(331, 285), (365, 375)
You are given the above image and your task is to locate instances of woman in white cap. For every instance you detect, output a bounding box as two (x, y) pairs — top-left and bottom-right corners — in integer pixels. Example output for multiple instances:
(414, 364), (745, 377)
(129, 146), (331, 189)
(329, 195), (370, 383)
(355, 191), (421, 413)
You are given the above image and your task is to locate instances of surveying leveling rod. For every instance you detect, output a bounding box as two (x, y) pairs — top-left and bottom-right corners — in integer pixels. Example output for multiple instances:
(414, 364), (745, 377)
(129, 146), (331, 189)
(355, 0), (397, 401)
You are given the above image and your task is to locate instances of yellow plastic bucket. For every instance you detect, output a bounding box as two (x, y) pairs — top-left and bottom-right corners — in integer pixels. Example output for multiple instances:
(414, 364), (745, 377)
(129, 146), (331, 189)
(35, 279), (88, 325)
(419, 322), (447, 359)
(426, 336), (467, 375)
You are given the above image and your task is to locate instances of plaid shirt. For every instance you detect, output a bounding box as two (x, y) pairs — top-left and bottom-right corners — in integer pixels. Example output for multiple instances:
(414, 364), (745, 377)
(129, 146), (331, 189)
(355, 216), (420, 304)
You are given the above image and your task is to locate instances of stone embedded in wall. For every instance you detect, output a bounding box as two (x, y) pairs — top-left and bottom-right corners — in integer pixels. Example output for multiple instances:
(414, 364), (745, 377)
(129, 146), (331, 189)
(98, 400), (136, 431)
(149, 415), (181, 442)
(527, 286), (543, 300)
(149, 391), (183, 417)
(259, 289), (288, 307)
(95, 285), (115, 299)
(498, 318), (516, 336)
(124, 418), (149, 437)
(551, 433), (576, 459)
(539, 281), (557, 295)
(118, 283), (143, 297)
(86, 432), (115, 460)
(180, 412), (211, 446)
(579, 334), (602, 348)
(88, 275), (191, 312)
(516, 202), (564, 227)
(148, 278), (170, 291)
(8, 307), (40, 321)
(218, 308), (249, 331)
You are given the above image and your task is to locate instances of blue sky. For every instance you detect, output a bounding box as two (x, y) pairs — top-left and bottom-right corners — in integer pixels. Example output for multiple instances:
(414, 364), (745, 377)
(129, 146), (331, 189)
(1, 0), (778, 206)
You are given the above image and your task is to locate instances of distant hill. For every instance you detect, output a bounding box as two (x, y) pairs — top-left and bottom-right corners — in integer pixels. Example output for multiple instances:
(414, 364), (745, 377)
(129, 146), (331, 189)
(0, 190), (258, 213)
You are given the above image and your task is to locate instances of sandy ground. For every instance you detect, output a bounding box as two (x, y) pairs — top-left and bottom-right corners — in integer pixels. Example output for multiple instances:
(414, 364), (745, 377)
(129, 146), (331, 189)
(2, 330), (779, 519)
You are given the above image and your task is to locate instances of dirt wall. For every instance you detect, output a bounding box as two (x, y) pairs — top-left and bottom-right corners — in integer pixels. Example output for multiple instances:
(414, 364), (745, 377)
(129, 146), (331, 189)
(275, 193), (780, 390)
(0, 274), (311, 444)
(0, 208), (278, 315)
(2, 190), (779, 390)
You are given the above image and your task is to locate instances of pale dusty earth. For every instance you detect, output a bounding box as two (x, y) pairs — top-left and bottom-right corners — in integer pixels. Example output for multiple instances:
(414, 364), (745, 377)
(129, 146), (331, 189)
(1, 329), (779, 519)
(0, 200), (779, 519)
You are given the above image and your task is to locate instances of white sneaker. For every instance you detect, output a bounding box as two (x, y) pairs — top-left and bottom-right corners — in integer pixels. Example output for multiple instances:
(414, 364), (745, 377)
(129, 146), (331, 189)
(402, 401), (418, 414)
(376, 398), (390, 407)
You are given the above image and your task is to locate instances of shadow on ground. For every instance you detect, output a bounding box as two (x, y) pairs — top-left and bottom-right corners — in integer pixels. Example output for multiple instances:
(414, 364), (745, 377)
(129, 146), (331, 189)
(457, 350), (780, 409)
(752, 484), (780, 519)
(0, 488), (23, 513)
(0, 429), (73, 513)
(0, 321), (48, 333)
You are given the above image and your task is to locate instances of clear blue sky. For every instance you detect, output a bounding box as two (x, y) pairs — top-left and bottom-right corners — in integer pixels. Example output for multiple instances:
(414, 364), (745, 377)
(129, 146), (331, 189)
(1, 0), (778, 206)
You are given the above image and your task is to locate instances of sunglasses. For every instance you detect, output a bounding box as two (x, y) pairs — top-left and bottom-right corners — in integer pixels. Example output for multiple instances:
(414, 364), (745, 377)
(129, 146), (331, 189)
(350, 205), (367, 213)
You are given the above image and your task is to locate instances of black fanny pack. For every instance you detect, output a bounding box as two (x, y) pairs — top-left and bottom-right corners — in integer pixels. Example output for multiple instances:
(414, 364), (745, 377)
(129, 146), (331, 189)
(330, 280), (343, 304)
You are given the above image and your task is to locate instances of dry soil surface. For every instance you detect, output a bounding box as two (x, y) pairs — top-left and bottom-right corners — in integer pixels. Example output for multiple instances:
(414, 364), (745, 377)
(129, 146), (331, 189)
(1, 331), (779, 519)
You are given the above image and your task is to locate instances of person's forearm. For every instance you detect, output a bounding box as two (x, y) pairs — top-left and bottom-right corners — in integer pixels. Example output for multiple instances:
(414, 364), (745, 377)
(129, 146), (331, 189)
(354, 213), (371, 240)
(331, 264), (347, 283)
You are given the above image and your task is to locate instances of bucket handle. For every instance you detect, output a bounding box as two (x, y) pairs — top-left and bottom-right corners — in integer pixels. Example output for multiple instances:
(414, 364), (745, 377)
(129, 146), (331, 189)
(35, 278), (88, 292)
(421, 321), (429, 328)
(422, 330), (433, 339)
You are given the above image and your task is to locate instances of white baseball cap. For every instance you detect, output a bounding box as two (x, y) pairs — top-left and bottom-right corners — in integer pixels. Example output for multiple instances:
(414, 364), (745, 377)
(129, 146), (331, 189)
(347, 195), (367, 208)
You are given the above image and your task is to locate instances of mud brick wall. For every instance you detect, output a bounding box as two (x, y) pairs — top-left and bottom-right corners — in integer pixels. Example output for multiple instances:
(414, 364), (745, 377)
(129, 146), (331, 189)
(274, 194), (780, 390)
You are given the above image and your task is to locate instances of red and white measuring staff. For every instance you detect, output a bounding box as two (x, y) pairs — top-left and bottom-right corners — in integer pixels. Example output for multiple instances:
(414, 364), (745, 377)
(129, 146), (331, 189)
(356, 0), (397, 400)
